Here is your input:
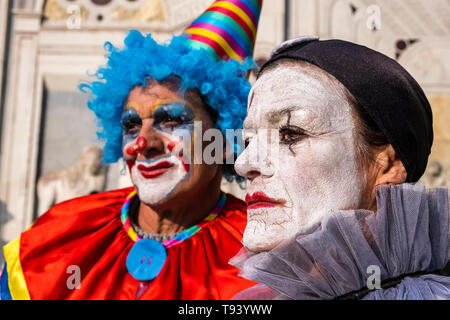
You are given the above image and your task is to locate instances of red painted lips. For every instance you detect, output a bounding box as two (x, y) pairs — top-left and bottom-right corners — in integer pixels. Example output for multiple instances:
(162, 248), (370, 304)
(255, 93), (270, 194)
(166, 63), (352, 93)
(138, 161), (173, 179)
(245, 192), (285, 210)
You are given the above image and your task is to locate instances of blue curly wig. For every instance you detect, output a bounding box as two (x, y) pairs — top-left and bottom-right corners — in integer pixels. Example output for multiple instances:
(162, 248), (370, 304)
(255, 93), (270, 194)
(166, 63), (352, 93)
(79, 30), (254, 180)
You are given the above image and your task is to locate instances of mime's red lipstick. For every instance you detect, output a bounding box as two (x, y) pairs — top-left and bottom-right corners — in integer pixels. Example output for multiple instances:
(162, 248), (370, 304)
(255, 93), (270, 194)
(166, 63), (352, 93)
(245, 192), (285, 210)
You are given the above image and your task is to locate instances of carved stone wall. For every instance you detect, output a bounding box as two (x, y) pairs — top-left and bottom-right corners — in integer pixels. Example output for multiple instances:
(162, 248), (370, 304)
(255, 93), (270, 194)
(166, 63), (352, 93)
(290, 0), (450, 188)
(42, 0), (215, 31)
(44, 0), (164, 25)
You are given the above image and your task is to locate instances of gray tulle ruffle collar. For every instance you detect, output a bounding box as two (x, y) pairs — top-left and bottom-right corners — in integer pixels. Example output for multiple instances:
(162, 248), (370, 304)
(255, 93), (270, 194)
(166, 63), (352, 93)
(230, 183), (450, 300)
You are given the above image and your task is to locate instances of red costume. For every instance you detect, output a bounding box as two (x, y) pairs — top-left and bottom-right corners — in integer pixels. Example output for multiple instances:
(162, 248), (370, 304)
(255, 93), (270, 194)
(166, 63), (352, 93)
(1, 0), (264, 300)
(1, 188), (254, 299)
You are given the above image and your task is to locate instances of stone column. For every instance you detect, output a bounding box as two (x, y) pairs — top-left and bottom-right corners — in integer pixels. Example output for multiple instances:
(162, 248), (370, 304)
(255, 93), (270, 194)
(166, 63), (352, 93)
(288, 0), (319, 38)
(0, 2), (42, 243)
(0, 1), (11, 106)
(253, 0), (286, 59)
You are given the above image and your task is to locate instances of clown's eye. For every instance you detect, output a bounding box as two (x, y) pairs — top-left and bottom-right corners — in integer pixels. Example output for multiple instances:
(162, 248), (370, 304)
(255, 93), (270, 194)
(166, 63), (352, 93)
(162, 116), (182, 128)
(121, 109), (142, 134)
(122, 120), (142, 136)
(122, 118), (142, 134)
(279, 125), (305, 144)
(124, 126), (140, 135)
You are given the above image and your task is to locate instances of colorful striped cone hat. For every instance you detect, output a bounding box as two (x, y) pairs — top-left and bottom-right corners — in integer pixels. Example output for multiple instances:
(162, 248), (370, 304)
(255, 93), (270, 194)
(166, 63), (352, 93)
(184, 0), (263, 62)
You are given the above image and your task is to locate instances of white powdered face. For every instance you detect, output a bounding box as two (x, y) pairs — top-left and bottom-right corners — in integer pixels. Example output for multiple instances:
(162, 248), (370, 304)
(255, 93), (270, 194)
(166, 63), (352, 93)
(235, 63), (365, 252)
(131, 154), (189, 205)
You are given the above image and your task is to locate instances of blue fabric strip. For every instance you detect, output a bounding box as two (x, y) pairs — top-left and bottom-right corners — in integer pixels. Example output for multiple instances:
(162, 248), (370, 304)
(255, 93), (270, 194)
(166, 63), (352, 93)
(0, 262), (12, 300)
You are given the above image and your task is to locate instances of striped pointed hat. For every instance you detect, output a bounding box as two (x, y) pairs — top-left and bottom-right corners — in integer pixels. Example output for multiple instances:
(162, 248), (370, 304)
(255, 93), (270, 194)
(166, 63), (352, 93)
(184, 0), (263, 62)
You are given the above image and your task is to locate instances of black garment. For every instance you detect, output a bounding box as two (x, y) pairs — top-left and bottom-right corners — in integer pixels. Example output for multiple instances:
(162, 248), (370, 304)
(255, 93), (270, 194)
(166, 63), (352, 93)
(260, 37), (433, 182)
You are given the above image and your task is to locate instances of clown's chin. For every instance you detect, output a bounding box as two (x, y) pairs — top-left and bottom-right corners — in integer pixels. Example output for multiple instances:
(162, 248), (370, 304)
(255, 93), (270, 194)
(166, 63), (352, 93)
(130, 157), (189, 206)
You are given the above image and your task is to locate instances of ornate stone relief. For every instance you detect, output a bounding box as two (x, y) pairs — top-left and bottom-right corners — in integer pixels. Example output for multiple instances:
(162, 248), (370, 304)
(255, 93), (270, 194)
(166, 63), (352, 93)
(44, 0), (89, 21)
(112, 0), (165, 22)
(44, 0), (164, 25)
(399, 41), (450, 90)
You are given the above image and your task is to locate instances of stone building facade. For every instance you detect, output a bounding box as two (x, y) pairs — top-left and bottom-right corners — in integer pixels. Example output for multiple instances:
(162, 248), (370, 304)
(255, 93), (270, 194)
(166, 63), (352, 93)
(0, 0), (449, 262)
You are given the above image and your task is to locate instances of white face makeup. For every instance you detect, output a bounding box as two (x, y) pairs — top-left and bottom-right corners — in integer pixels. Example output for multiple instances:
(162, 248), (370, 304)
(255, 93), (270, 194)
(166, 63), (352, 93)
(235, 62), (366, 252)
(131, 153), (190, 205)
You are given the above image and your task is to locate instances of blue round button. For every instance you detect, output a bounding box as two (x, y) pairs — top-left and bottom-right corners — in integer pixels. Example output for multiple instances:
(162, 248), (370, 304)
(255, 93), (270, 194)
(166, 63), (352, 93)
(126, 239), (167, 281)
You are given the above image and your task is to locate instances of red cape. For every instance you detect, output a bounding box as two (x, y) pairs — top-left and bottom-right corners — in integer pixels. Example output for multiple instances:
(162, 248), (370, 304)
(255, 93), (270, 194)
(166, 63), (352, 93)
(7, 187), (255, 299)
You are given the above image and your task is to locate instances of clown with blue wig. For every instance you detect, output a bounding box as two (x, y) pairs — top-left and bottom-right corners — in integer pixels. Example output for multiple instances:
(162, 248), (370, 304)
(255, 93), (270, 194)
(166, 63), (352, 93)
(1, 0), (262, 300)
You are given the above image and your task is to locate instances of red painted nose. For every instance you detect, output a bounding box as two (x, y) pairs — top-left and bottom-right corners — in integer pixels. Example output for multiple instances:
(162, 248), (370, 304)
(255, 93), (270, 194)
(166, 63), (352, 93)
(126, 136), (148, 157)
(135, 136), (147, 151)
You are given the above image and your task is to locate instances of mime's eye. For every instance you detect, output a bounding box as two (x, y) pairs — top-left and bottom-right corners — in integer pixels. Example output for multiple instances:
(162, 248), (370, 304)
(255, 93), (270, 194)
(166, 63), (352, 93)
(243, 130), (255, 148)
(279, 125), (306, 144)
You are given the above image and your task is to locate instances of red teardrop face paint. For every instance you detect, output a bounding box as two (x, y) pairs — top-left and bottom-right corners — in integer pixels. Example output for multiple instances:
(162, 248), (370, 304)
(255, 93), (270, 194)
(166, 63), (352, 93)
(167, 141), (176, 152)
(126, 159), (135, 172)
(166, 139), (190, 173)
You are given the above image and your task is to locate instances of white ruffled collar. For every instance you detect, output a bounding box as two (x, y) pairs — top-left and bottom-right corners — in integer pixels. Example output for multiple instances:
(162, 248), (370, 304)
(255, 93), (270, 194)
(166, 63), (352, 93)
(231, 183), (450, 300)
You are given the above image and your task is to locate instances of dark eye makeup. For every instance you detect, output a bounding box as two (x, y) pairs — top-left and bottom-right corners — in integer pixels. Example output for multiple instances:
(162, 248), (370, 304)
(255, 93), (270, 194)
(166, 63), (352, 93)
(279, 125), (307, 145)
(121, 108), (142, 134)
(153, 102), (195, 129)
(242, 124), (306, 149)
(244, 138), (250, 148)
(121, 102), (195, 135)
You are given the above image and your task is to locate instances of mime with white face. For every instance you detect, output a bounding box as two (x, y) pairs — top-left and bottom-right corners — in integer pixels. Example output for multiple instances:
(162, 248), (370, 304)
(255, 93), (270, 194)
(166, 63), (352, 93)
(232, 37), (450, 300)
(236, 60), (367, 252)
